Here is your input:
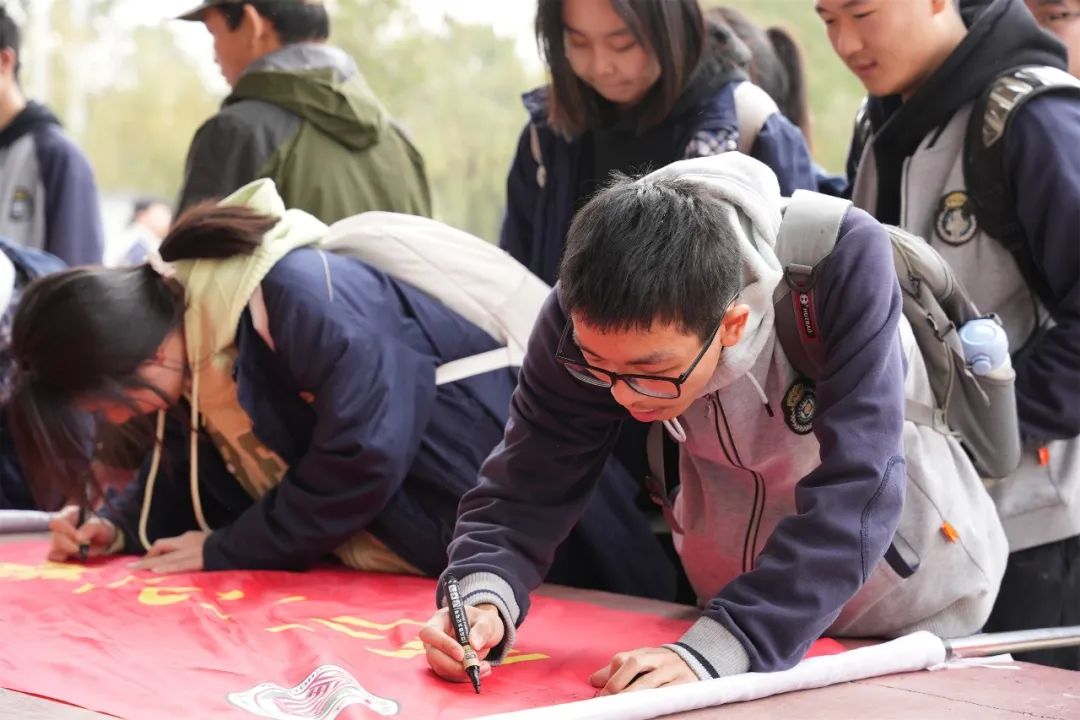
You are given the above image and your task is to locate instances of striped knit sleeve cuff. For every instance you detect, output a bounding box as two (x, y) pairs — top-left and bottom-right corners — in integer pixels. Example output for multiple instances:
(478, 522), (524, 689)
(444, 571), (521, 665)
(663, 616), (751, 679)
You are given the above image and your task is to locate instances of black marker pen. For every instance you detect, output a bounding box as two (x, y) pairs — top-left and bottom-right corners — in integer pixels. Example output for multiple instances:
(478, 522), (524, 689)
(444, 573), (481, 694)
(77, 504), (89, 562)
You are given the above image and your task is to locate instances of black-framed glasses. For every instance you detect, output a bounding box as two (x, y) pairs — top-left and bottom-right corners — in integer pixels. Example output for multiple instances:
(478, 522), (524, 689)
(555, 318), (723, 399)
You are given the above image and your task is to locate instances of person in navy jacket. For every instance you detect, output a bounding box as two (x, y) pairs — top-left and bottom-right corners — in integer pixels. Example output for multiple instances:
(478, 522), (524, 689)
(8, 196), (672, 601)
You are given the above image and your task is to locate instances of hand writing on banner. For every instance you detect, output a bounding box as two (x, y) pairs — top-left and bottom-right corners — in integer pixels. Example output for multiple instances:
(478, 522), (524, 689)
(131, 531), (208, 573)
(419, 603), (502, 683)
(589, 646), (696, 694)
(48, 506), (118, 562)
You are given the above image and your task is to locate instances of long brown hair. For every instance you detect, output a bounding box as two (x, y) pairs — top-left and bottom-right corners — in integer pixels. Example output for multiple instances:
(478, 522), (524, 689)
(8, 202), (279, 504)
(537, 0), (706, 136)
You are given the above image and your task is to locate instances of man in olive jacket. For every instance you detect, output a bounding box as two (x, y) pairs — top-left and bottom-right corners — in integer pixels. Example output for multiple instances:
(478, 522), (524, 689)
(177, 0), (431, 220)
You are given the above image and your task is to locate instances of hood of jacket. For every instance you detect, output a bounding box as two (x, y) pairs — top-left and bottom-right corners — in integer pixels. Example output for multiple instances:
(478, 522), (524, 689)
(0, 101), (60, 150)
(225, 43), (388, 152)
(866, 0), (1067, 223)
(641, 152), (784, 397)
(173, 178), (327, 411)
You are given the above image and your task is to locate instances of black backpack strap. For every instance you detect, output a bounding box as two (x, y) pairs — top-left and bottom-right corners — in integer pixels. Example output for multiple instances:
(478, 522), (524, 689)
(845, 97), (873, 189)
(964, 65), (1080, 313)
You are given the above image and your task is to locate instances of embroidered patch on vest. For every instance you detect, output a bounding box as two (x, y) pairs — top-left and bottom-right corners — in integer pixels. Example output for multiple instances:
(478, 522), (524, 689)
(783, 378), (816, 435)
(8, 188), (32, 222)
(934, 191), (978, 246)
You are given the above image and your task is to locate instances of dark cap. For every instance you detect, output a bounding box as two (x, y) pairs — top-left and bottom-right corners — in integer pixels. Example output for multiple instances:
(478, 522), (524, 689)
(177, 0), (323, 22)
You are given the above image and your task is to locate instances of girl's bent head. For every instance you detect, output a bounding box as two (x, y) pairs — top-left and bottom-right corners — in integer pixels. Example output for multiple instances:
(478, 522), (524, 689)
(8, 200), (279, 501)
(538, 0), (706, 135)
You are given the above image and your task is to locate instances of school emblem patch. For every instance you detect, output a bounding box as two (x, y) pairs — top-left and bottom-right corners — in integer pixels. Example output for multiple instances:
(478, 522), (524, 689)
(8, 187), (33, 222)
(934, 190), (978, 246)
(227, 664), (400, 719)
(783, 378), (816, 435)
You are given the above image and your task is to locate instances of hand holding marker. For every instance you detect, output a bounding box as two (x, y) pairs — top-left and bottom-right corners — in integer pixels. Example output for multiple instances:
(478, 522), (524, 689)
(444, 573), (482, 693)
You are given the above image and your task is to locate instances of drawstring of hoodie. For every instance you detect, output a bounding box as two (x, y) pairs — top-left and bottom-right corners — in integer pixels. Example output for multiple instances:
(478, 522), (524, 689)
(188, 353), (210, 534)
(745, 372), (774, 418)
(136, 317), (211, 552)
(137, 410), (167, 551)
(662, 417), (687, 443)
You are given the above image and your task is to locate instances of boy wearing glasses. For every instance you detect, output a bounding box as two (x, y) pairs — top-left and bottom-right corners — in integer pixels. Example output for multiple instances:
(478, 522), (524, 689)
(420, 153), (1006, 692)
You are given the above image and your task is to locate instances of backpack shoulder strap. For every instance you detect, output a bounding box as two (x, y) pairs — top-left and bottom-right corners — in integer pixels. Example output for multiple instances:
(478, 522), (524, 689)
(733, 81), (780, 155)
(846, 96), (873, 184)
(773, 190), (853, 379)
(964, 65), (1080, 312)
(321, 212), (552, 386)
(528, 123), (547, 189)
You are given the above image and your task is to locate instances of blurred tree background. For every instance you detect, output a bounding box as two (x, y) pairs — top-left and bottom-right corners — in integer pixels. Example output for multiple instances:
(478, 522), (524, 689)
(6, 0), (864, 244)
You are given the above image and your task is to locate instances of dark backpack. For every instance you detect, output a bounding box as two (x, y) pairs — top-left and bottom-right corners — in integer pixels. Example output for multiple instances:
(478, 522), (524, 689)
(850, 65), (1080, 319)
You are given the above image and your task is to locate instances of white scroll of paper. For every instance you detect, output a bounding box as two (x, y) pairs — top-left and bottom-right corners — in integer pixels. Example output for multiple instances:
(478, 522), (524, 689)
(468, 631), (948, 720)
(0, 510), (53, 534)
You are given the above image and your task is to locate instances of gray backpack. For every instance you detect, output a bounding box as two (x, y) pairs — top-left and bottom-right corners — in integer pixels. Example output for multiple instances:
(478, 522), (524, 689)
(774, 190), (1021, 479)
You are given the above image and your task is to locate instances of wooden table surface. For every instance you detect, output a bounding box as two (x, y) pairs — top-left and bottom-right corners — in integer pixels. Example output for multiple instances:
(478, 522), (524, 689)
(2, 534), (1078, 719)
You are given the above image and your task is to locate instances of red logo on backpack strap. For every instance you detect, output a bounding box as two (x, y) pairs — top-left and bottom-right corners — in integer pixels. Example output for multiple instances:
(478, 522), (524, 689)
(792, 290), (820, 342)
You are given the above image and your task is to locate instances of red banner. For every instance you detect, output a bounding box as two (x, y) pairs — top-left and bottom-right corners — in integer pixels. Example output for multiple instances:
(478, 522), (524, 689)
(0, 541), (843, 719)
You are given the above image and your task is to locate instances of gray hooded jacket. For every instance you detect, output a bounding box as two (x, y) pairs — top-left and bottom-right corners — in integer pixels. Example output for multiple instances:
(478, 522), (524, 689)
(444, 154), (1006, 678)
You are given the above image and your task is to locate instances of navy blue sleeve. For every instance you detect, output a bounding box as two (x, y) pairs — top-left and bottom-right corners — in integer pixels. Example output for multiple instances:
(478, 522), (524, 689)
(34, 127), (104, 265)
(814, 163), (851, 198)
(750, 114), (817, 196)
(446, 288), (628, 621)
(201, 269), (440, 571)
(498, 124), (540, 267)
(699, 209), (906, 672)
(1005, 94), (1080, 442)
(178, 113), (269, 212)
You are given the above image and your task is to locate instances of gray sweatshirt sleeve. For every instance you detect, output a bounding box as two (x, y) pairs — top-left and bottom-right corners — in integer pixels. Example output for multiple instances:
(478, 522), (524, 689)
(442, 289), (629, 660)
(666, 208), (907, 678)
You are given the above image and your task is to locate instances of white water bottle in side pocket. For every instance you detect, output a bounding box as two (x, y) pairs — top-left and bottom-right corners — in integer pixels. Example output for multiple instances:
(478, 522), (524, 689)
(959, 317), (1013, 380)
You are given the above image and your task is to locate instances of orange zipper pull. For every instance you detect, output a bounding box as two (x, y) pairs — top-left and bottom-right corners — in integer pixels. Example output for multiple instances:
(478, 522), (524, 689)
(941, 522), (959, 543)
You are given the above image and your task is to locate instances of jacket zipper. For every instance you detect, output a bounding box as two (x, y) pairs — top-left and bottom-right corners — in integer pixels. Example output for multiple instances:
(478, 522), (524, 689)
(709, 393), (767, 573)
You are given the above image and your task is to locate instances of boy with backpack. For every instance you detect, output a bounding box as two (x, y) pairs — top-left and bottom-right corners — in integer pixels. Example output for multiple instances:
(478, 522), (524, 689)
(420, 153), (1007, 691)
(817, 0), (1080, 669)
